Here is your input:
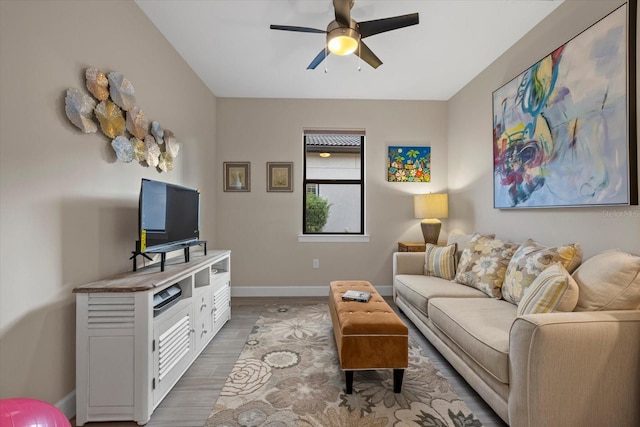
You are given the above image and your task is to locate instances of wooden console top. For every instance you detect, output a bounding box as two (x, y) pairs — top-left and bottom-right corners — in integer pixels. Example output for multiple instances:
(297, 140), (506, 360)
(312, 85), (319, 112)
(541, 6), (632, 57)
(73, 250), (230, 293)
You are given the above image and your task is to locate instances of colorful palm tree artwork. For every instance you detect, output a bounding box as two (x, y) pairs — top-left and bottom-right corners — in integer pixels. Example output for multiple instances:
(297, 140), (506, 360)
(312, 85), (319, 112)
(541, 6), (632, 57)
(387, 146), (431, 182)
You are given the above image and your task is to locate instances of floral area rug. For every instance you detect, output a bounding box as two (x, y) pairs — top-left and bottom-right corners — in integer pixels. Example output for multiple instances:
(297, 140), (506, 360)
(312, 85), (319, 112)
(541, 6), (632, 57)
(206, 304), (483, 427)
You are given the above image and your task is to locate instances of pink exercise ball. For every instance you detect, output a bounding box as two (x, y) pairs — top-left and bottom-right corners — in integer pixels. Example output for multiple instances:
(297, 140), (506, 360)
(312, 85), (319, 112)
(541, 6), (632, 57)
(0, 398), (71, 427)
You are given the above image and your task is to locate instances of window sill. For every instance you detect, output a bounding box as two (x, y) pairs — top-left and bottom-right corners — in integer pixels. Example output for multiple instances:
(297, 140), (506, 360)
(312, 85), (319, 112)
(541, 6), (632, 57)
(297, 234), (370, 243)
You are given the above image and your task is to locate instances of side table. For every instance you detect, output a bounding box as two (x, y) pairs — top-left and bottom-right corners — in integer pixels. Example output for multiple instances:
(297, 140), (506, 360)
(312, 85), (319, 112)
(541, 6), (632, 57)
(398, 241), (426, 252)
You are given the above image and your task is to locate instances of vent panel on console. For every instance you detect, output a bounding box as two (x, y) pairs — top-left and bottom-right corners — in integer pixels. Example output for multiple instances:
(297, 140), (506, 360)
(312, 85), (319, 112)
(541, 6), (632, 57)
(87, 295), (135, 328)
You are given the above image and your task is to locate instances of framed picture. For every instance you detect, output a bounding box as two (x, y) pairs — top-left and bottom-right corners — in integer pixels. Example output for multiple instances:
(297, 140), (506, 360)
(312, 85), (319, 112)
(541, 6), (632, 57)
(267, 162), (293, 192)
(223, 162), (250, 192)
(492, 2), (637, 208)
(387, 146), (431, 182)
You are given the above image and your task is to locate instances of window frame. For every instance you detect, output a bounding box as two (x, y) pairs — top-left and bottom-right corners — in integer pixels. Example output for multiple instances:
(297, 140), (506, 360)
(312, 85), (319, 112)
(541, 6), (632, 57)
(302, 131), (365, 236)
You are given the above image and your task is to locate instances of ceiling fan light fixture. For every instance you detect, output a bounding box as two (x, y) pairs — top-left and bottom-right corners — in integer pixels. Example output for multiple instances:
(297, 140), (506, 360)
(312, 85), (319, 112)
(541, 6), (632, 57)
(327, 27), (359, 55)
(270, 2), (420, 70)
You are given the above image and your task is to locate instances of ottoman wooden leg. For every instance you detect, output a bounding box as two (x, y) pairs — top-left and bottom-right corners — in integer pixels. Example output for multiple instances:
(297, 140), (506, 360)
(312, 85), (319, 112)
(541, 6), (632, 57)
(345, 370), (354, 394)
(393, 369), (404, 393)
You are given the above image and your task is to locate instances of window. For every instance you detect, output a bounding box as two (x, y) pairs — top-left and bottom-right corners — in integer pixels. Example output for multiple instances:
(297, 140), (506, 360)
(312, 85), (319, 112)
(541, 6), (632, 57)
(305, 183), (319, 195)
(303, 130), (365, 234)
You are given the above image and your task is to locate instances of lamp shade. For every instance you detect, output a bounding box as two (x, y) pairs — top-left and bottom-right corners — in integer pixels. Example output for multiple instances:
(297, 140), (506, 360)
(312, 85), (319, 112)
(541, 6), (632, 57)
(414, 193), (448, 219)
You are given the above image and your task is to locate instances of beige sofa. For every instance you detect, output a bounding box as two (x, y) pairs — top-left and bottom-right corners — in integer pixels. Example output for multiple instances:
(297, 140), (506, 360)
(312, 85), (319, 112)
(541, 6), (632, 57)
(392, 234), (640, 427)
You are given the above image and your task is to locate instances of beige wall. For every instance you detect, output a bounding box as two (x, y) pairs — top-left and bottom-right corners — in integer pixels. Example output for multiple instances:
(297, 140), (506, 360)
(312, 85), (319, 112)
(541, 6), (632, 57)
(216, 98), (448, 288)
(448, 0), (640, 258)
(0, 0), (216, 405)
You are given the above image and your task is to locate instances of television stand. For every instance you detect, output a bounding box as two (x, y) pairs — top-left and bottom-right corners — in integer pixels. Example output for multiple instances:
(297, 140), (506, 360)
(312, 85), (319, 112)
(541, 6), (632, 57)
(74, 250), (231, 426)
(130, 240), (207, 272)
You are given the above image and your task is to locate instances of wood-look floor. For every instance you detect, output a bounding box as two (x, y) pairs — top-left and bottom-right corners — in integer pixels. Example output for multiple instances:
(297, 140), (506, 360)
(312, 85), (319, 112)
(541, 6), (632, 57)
(72, 297), (507, 427)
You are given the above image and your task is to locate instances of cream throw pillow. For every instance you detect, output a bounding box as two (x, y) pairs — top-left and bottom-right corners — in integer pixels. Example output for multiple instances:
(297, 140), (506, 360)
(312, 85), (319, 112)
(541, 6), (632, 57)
(573, 249), (640, 311)
(454, 233), (518, 298)
(424, 243), (457, 280)
(502, 239), (582, 305)
(517, 263), (579, 316)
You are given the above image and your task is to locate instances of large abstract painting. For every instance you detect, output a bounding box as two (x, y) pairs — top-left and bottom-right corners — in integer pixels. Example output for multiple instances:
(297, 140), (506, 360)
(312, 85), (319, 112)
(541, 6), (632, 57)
(492, 3), (637, 208)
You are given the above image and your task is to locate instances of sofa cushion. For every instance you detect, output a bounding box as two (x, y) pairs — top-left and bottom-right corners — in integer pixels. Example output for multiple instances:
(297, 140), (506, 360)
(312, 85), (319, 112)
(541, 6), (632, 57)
(454, 233), (518, 299)
(428, 298), (516, 384)
(502, 239), (582, 305)
(517, 263), (579, 315)
(424, 243), (457, 280)
(573, 249), (640, 311)
(394, 275), (488, 317)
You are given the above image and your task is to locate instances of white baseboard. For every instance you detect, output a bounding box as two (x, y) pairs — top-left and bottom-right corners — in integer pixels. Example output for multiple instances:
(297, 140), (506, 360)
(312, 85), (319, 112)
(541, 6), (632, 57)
(56, 389), (76, 420)
(230, 285), (393, 298)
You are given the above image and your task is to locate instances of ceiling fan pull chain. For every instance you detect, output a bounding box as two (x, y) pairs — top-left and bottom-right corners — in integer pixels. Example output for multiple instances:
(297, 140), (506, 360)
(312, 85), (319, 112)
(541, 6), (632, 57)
(357, 38), (362, 71)
(324, 45), (329, 73)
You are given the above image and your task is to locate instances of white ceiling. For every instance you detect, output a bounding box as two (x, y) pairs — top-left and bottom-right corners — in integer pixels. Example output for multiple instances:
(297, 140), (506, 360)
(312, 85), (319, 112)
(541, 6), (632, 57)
(135, 0), (563, 101)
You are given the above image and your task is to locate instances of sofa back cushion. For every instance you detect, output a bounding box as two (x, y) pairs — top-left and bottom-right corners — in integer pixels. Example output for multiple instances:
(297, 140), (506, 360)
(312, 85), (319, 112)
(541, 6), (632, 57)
(502, 239), (582, 305)
(454, 233), (518, 298)
(424, 243), (457, 280)
(573, 249), (640, 311)
(517, 263), (580, 315)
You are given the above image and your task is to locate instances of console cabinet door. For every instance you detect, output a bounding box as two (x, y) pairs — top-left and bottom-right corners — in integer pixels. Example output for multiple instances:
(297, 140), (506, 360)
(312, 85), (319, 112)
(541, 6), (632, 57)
(152, 300), (194, 407)
(212, 273), (231, 336)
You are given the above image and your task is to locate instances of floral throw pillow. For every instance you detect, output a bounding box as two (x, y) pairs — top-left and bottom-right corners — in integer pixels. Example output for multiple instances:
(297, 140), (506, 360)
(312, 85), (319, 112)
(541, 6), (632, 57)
(502, 239), (582, 305)
(454, 233), (519, 298)
(447, 231), (495, 264)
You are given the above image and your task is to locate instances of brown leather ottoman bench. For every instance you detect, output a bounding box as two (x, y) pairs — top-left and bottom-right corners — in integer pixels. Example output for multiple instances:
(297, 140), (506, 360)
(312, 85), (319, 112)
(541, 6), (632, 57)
(328, 280), (409, 394)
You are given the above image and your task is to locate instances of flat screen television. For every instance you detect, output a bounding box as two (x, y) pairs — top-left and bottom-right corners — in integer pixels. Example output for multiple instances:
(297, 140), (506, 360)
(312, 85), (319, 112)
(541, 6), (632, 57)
(137, 178), (200, 253)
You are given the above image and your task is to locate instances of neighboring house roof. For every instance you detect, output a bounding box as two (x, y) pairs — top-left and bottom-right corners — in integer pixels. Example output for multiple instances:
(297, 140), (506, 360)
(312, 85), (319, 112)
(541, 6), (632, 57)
(306, 134), (361, 153)
(306, 134), (361, 147)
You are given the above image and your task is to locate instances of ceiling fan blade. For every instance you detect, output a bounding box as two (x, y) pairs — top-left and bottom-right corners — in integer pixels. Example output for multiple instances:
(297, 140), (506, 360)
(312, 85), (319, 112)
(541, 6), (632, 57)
(333, 0), (351, 27)
(354, 41), (382, 69)
(358, 13), (419, 38)
(270, 24), (326, 34)
(307, 49), (330, 70)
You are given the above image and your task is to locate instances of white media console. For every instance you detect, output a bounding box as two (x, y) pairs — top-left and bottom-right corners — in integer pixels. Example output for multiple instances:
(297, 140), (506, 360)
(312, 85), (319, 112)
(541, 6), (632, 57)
(74, 250), (231, 426)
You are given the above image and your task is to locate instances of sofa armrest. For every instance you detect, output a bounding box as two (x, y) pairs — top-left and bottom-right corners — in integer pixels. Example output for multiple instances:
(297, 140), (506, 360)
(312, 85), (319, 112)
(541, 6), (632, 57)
(508, 310), (640, 427)
(392, 252), (425, 276)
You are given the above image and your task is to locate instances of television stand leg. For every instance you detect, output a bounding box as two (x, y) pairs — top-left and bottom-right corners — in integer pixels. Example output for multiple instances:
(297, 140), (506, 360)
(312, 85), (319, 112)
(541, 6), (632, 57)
(184, 247), (190, 263)
(130, 252), (153, 272)
(160, 252), (166, 272)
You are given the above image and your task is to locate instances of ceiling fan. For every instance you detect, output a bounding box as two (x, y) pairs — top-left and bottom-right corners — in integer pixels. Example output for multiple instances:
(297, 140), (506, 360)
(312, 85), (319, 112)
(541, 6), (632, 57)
(270, 0), (419, 70)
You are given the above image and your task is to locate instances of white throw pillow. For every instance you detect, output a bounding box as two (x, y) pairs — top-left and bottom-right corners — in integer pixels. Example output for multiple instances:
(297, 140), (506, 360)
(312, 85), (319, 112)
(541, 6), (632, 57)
(573, 249), (640, 311)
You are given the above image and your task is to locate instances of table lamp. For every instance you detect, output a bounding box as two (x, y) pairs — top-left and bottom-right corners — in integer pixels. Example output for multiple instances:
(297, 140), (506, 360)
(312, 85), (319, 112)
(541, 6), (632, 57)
(414, 193), (448, 244)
